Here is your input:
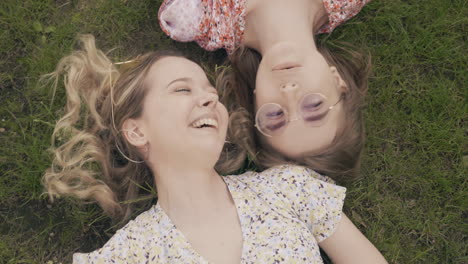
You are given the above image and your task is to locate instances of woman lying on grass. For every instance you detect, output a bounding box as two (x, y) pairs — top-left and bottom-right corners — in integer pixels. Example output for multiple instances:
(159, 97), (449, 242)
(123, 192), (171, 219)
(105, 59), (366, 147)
(43, 35), (386, 263)
(159, 0), (372, 182)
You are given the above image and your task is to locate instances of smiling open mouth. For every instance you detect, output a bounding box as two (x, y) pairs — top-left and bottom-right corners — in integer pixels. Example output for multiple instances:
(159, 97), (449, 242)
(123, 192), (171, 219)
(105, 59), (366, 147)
(190, 118), (218, 129)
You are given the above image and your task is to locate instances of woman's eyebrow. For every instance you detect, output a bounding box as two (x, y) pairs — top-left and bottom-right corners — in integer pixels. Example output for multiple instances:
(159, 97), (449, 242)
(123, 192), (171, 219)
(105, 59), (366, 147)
(166, 77), (192, 88)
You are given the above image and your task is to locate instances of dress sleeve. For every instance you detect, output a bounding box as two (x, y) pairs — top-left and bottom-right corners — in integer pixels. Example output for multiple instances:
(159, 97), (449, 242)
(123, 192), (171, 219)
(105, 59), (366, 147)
(72, 220), (143, 264)
(158, 0), (204, 42)
(318, 0), (371, 34)
(258, 165), (346, 242)
(158, 0), (247, 54)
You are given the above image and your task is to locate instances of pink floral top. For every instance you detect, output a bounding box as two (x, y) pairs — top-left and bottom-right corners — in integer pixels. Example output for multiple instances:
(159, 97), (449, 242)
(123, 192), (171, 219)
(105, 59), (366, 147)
(158, 0), (371, 54)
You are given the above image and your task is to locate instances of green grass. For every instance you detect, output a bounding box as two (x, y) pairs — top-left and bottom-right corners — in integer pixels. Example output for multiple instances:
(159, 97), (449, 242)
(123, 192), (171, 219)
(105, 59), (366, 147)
(0, 0), (466, 263)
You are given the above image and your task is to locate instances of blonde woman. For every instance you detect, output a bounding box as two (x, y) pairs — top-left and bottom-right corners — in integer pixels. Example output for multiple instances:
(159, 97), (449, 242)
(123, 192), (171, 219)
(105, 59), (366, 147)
(43, 35), (386, 263)
(159, 0), (372, 181)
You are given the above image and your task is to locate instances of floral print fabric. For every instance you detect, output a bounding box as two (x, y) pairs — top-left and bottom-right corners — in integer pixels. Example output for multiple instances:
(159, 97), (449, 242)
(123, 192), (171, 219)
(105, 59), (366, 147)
(318, 0), (371, 34)
(73, 165), (346, 263)
(158, 0), (247, 54)
(158, 0), (370, 54)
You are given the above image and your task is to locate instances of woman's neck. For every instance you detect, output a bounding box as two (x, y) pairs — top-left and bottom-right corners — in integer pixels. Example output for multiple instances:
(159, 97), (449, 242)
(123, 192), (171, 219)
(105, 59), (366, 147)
(243, 0), (328, 54)
(153, 164), (231, 218)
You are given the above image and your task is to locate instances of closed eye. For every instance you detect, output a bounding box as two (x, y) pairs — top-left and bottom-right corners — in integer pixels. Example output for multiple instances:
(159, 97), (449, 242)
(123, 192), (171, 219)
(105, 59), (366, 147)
(265, 120), (286, 131)
(175, 87), (191, 93)
(266, 110), (284, 118)
(303, 101), (323, 111)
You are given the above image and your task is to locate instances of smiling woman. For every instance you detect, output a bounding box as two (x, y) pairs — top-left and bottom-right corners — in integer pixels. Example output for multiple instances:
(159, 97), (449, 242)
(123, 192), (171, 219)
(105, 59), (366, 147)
(122, 56), (229, 172)
(42, 34), (244, 222)
(43, 34), (245, 262)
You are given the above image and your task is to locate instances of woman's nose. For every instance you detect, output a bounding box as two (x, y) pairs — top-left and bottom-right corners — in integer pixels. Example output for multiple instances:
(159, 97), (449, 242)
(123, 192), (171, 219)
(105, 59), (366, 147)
(198, 92), (219, 108)
(280, 81), (300, 101)
(281, 82), (301, 121)
(280, 82), (299, 93)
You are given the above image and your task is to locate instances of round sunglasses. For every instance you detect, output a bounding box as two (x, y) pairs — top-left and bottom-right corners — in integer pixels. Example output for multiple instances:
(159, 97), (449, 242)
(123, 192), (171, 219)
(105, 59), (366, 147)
(255, 93), (343, 137)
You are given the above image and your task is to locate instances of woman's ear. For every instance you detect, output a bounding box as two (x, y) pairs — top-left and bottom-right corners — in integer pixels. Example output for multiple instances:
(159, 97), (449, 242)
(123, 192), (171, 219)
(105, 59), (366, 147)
(330, 66), (348, 93)
(121, 119), (147, 148)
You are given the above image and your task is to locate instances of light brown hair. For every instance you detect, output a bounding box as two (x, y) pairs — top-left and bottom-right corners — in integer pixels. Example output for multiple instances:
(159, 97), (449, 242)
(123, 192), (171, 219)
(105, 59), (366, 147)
(217, 41), (371, 181)
(42, 35), (245, 223)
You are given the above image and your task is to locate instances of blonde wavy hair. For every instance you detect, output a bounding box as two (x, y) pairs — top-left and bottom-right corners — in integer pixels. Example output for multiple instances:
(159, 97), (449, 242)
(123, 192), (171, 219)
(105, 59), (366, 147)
(217, 41), (371, 182)
(43, 35), (246, 222)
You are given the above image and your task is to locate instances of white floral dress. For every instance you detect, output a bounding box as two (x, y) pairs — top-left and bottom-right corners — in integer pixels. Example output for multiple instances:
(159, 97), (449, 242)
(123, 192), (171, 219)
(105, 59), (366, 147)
(73, 165), (346, 263)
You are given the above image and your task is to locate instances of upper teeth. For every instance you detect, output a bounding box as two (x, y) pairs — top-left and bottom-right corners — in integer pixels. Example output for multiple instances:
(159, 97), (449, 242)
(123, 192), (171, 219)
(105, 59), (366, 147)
(191, 118), (218, 128)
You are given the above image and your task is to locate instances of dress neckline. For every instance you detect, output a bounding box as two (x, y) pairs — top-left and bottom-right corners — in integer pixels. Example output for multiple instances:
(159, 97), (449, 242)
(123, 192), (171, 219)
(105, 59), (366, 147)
(153, 176), (246, 263)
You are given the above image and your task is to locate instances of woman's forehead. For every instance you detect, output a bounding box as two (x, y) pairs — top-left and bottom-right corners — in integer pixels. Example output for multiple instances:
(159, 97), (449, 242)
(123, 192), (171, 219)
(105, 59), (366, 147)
(147, 57), (207, 87)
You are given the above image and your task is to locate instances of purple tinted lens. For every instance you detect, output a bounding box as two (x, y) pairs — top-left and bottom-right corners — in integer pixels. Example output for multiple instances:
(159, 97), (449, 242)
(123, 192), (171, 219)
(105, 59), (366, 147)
(300, 94), (332, 126)
(300, 93), (326, 113)
(257, 104), (286, 135)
